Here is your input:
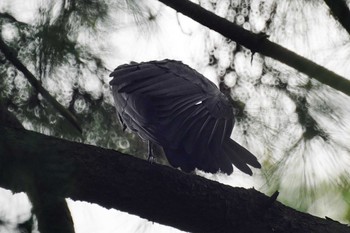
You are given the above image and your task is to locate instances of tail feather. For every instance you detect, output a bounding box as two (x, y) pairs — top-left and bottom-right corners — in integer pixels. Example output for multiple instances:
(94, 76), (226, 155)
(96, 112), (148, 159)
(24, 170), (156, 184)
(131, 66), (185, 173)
(163, 139), (260, 175)
(164, 147), (234, 174)
(216, 151), (234, 174)
(223, 138), (261, 175)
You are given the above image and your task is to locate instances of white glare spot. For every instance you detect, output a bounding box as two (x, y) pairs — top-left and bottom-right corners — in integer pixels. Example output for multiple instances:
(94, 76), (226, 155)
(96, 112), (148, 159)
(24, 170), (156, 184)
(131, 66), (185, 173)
(224, 72), (237, 87)
(1, 23), (19, 42)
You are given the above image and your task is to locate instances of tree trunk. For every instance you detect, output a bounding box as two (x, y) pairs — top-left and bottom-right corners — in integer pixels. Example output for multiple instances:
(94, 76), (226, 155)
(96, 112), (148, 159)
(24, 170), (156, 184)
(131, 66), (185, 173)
(0, 125), (349, 233)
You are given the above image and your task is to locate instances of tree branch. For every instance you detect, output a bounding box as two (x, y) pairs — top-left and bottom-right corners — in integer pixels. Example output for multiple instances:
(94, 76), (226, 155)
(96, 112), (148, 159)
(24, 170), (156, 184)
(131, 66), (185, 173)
(0, 125), (349, 233)
(0, 13), (27, 26)
(0, 103), (75, 233)
(0, 36), (82, 133)
(323, 0), (350, 36)
(157, 0), (350, 97)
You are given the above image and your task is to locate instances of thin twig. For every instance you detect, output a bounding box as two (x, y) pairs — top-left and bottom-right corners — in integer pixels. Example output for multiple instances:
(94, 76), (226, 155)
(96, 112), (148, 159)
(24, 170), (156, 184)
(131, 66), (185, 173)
(158, 0), (350, 97)
(0, 36), (82, 133)
(0, 13), (27, 26)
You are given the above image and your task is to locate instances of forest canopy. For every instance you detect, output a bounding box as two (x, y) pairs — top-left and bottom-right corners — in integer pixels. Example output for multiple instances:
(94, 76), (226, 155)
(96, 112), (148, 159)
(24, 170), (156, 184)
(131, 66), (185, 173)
(1, 0), (350, 232)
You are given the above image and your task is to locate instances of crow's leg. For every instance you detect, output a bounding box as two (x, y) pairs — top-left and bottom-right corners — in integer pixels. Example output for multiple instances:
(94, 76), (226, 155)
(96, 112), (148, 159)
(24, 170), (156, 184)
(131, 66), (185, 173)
(147, 141), (155, 163)
(118, 114), (127, 131)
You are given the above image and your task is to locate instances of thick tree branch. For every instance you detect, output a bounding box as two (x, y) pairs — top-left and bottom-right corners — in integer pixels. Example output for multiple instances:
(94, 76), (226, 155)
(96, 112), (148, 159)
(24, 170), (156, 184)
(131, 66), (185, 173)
(0, 125), (349, 233)
(0, 103), (75, 233)
(157, 0), (350, 97)
(323, 0), (350, 36)
(0, 36), (82, 133)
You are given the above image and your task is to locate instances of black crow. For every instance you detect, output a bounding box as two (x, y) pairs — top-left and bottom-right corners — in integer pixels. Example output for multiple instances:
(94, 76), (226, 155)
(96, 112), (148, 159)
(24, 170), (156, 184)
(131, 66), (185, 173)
(109, 59), (261, 175)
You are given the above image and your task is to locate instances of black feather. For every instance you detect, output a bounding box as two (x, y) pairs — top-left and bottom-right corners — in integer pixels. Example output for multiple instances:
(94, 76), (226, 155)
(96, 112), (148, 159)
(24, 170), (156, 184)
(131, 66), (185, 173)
(109, 59), (261, 175)
(111, 67), (166, 86)
(223, 140), (253, 175)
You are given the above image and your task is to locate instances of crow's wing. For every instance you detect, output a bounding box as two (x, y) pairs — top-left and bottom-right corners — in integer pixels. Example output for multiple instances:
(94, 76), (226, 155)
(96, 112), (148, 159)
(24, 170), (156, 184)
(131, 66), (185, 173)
(110, 60), (234, 155)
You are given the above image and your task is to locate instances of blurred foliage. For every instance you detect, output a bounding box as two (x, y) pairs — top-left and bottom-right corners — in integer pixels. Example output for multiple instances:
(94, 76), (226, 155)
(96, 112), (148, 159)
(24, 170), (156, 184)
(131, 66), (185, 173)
(198, 0), (350, 223)
(0, 0), (156, 231)
(1, 0), (350, 229)
(0, 213), (35, 233)
(0, 0), (149, 155)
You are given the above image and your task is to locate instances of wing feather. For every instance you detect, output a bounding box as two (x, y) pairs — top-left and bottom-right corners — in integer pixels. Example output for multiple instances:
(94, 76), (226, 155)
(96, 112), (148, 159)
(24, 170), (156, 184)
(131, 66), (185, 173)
(109, 64), (138, 77)
(208, 119), (219, 145)
(110, 67), (166, 86)
(226, 139), (261, 168)
(195, 116), (211, 143)
(110, 60), (244, 174)
(156, 95), (203, 113)
(223, 141), (253, 175)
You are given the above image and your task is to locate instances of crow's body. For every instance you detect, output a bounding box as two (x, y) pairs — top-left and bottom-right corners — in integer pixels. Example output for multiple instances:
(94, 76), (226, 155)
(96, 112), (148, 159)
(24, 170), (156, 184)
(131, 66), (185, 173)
(110, 60), (260, 175)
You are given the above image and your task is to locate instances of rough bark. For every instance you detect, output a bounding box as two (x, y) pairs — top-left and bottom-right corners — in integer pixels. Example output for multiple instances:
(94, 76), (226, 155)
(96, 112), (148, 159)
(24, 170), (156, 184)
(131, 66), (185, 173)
(157, 0), (350, 97)
(0, 103), (75, 233)
(0, 125), (349, 233)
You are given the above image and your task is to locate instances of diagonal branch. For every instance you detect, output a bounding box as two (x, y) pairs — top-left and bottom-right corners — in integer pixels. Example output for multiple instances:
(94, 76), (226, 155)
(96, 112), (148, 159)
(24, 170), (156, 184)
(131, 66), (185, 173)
(0, 36), (82, 133)
(0, 12), (27, 26)
(323, 0), (350, 36)
(157, 0), (350, 97)
(0, 125), (349, 233)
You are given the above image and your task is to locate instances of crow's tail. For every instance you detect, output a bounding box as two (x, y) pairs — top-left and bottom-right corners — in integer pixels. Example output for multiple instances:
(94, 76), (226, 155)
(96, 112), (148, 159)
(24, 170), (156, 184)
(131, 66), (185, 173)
(222, 138), (261, 175)
(163, 139), (260, 175)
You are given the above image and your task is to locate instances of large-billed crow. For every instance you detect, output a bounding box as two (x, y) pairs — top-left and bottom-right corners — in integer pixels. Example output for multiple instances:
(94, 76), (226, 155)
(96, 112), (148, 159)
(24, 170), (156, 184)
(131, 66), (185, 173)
(110, 59), (261, 175)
